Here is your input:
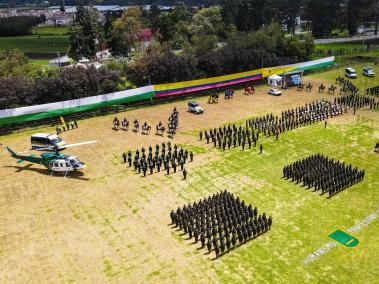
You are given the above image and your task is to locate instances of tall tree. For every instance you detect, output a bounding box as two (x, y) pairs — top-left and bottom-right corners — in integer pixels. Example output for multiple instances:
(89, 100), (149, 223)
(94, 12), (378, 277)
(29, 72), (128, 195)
(347, 0), (364, 35)
(108, 6), (142, 57)
(272, 0), (303, 34)
(68, 0), (102, 61)
(305, 0), (342, 38)
(59, 0), (65, 12)
(189, 6), (224, 54)
(157, 5), (189, 44)
(149, 3), (161, 33)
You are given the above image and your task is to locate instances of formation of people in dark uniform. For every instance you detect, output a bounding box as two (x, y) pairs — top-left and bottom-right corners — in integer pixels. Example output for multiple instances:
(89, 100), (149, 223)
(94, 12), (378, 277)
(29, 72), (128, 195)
(366, 86), (379, 97)
(122, 141), (192, 179)
(336, 76), (359, 95)
(199, 100), (346, 152)
(336, 94), (379, 111)
(334, 78), (379, 111)
(283, 154), (365, 197)
(170, 190), (272, 258)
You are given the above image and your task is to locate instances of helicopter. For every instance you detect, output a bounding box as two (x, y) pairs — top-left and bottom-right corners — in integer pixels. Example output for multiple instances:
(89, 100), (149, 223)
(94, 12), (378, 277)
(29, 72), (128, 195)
(1, 140), (96, 177)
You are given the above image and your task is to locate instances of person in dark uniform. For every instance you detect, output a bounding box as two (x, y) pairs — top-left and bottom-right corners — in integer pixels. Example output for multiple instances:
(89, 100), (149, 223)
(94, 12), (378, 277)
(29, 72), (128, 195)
(142, 164), (147, 177)
(127, 156), (132, 167)
(149, 163), (154, 175)
(122, 152), (127, 163)
(137, 161), (141, 173)
(324, 121), (327, 128)
(183, 168), (187, 180)
(259, 144), (263, 154)
(189, 152), (193, 162)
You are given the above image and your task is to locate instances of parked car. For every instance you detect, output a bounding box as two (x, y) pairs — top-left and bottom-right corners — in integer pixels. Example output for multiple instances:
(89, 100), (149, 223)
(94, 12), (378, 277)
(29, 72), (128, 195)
(363, 66), (375, 77)
(345, 67), (357, 79)
(188, 101), (204, 114)
(267, 88), (282, 96)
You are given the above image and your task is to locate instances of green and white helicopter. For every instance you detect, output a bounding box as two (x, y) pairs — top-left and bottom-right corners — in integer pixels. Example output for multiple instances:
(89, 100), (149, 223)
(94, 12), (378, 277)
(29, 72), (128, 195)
(1, 140), (96, 177)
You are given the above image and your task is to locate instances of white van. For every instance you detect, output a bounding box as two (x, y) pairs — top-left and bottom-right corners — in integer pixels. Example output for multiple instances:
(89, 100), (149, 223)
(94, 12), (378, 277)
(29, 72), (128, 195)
(31, 133), (66, 151)
(363, 66), (375, 77)
(345, 68), (357, 79)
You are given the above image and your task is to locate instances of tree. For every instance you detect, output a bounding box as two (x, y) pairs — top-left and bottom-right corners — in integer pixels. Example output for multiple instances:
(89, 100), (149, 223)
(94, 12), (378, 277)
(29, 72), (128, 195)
(157, 5), (189, 45)
(189, 6), (224, 37)
(187, 6), (224, 54)
(271, 0), (303, 34)
(347, 0), (363, 35)
(221, 0), (240, 27)
(68, 0), (102, 61)
(127, 51), (200, 86)
(305, 0), (342, 38)
(0, 49), (43, 80)
(149, 3), (161, 33)
(0, 77), (33, 109)
(108, 6), (142, 57)
(0, 16), (43, 36)
(59, 0), (65, 12)
(233, 0), (274, 32)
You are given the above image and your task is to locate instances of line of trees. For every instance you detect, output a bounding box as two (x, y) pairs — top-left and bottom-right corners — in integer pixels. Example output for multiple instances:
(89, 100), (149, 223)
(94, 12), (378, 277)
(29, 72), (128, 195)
(103, 5), (313, 86)
(0, 15), (46, 36)
(0, 50), (122, 109)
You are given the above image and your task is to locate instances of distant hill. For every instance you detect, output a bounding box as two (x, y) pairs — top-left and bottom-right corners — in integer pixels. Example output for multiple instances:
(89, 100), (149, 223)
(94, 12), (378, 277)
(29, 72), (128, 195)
(0, 0), (218, 7)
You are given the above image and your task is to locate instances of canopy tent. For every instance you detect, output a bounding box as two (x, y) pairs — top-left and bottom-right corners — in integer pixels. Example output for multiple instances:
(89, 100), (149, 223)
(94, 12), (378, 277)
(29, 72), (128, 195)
(268, 74), (282, 86)
(282, 70), (304, 88)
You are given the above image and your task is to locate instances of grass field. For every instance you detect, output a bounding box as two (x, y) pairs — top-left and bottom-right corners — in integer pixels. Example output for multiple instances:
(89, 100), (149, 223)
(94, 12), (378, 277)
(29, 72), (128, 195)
(312, 54), (379, 89)
(0, 66), (378, 282)
(315, 42), (367, 51)
(29, 59), (50, 67)
(0, 34), (69, 53)
(32, 25), (70, 35)
(0, 25), (70, 54)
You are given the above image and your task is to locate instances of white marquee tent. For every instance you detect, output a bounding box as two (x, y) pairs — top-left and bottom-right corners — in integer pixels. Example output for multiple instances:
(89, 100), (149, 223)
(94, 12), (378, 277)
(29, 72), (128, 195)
(268, 74), (282, 86)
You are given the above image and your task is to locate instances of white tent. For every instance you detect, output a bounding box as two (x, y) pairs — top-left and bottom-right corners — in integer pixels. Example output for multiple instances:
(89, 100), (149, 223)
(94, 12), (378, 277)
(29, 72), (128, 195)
(268, 74), (282, 86)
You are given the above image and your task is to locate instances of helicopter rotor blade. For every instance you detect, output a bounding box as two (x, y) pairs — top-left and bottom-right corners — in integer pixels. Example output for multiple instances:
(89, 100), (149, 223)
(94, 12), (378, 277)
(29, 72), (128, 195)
(35, 147), (56, 152)
(59, 140), (97, 149)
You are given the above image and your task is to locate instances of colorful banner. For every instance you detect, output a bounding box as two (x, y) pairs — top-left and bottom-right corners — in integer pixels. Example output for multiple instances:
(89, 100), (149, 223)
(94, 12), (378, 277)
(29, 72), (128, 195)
(0, 86), (154, 125)
(154, 57), (335, 97)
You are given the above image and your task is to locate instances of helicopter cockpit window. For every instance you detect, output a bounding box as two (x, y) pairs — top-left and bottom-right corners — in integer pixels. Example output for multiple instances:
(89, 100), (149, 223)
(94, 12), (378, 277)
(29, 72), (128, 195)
(69, 159), (77, 166)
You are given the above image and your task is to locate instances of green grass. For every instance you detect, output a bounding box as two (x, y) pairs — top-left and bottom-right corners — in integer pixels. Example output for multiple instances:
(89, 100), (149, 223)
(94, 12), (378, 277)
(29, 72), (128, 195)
(175, 116), (379, 283)
(312, 54), (379, 90)
(0, 34), (69, 53)
(32, 25), (70, 35)
(315, 42), (367, 51)
(29, 59), (50, 67)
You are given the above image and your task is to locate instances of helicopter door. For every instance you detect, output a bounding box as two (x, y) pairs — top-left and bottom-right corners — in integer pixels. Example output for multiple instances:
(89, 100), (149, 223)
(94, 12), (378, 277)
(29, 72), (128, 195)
(51, 160), (68, 172)
(51, 161), (61, 172)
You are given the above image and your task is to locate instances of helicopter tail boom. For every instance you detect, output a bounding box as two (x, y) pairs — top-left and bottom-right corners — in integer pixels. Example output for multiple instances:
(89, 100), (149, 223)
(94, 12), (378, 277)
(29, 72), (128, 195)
(5, 147), (18, 157)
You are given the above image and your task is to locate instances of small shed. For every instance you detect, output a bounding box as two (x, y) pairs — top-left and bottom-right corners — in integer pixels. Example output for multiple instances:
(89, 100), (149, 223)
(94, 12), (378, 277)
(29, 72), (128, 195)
(268, 74), (282, 86)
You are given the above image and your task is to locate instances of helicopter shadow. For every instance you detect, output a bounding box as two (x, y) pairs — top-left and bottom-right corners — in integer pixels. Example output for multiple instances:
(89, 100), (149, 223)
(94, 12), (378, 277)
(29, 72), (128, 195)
(4, 165), (90, 181)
